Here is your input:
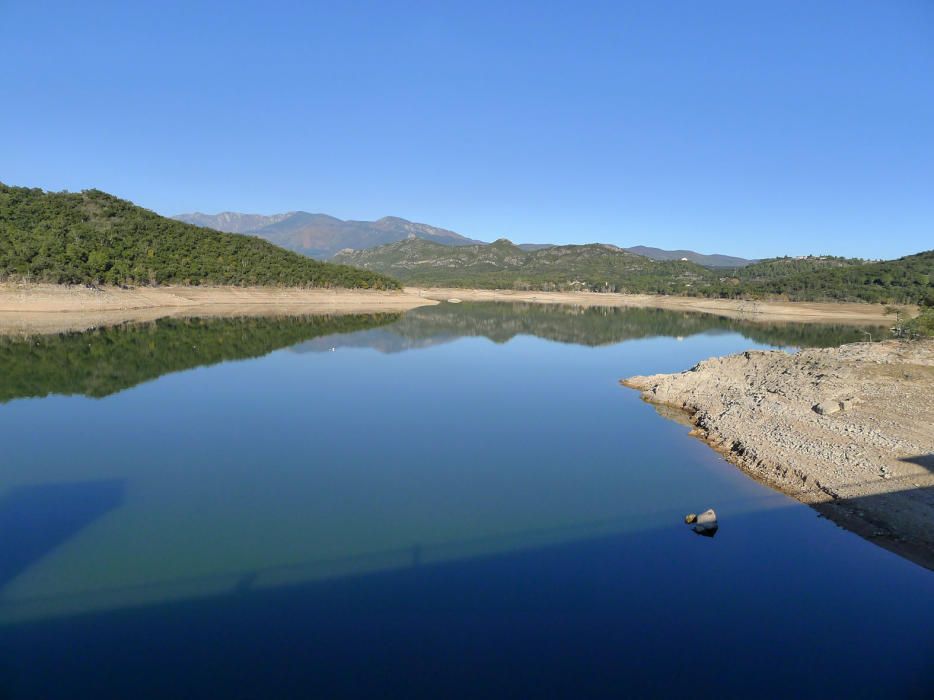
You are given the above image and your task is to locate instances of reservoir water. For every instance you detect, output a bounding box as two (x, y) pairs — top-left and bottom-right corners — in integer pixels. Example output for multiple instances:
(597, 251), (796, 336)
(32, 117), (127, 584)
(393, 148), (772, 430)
(0, 303), (930, 698)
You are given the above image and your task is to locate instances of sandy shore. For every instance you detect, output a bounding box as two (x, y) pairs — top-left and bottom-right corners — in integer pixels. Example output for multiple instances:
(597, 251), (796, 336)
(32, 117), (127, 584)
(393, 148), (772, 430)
(622, 340), (934, 570)
(0, 283), (438, 335)
(413, 288), (912, 325)
(0, 283), (912, 336)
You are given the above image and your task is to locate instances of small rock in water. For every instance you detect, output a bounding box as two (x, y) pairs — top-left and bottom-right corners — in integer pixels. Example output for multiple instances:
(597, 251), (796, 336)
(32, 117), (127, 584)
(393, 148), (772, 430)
(684, 513), (697, 524)
(692, 508), (718, 537)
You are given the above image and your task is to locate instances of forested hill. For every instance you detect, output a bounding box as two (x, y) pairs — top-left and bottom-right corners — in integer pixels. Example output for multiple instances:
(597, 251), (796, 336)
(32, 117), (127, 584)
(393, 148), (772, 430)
(0, 184), (399, 289)
(333, 238), (713, 294)
(726, 252), (934, 304)
(335, 238), (933, 304)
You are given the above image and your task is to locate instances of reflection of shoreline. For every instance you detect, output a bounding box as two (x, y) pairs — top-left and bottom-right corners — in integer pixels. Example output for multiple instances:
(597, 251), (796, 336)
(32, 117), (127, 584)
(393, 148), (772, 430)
(0, 304), (882, 403)
(293, 302), (880, 355)
(0, 313), (400, 403)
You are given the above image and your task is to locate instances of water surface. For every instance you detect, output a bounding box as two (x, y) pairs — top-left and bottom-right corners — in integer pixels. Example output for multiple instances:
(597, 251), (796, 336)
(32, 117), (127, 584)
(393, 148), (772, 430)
(0, 304), (929, 698)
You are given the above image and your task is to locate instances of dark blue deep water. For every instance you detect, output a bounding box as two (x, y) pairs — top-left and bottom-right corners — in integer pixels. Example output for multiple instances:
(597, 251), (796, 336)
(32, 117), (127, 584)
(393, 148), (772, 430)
(0, 304), (930, 698)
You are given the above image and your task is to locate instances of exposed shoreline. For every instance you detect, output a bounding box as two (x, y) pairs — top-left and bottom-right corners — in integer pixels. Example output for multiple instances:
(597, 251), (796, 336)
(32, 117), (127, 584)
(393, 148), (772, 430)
(413, 287), (911, 325)
(0, 283), (439, 335)
(0, 283), (911, 336)
(622, 340), (934, 570)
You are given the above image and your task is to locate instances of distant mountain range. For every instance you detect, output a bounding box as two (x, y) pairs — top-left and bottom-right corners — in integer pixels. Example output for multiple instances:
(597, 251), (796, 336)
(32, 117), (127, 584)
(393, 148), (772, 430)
(172, 211), (755, 267)
(173, 211), (484, 259)
(624, 246), (755, 268)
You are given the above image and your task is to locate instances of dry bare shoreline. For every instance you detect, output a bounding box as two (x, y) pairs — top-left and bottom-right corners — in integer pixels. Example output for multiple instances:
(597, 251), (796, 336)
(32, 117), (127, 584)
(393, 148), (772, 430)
(0, 282), (911, 335)
(413, 287), (912, 325)
(0, 283), (439, 335)
(622, 340), (934, 570)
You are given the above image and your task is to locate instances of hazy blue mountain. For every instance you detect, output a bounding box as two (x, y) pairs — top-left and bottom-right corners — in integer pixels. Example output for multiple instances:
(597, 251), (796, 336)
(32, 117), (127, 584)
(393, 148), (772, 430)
(175, 211), (754, 267)
(174, 211), (484, 258)
(623, 246), (755, 268)
(173, 211), (295, 234)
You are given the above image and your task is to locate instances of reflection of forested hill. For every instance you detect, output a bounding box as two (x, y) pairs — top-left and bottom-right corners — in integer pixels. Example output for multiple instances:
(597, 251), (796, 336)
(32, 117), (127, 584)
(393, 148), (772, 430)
(294, 302), (876, 354)
(0, 314), (399, 402)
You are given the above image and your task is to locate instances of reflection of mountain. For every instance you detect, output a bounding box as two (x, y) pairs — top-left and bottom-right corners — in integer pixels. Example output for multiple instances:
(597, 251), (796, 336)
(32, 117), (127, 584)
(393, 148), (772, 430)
(295, 327), (459, 354)
(0, 313), (399, 402)
(2, 305), (877, 403)
(294, 302), (876, 354)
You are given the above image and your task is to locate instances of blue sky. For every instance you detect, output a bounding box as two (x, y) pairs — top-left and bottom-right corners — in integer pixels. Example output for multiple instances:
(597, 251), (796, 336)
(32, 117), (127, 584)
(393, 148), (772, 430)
(2, 1), (932, 259)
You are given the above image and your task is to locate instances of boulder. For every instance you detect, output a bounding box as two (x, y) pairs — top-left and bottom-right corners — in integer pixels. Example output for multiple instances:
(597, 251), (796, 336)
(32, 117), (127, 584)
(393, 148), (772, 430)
(692, 508), (718, 536)
(684, 513), (697, 524)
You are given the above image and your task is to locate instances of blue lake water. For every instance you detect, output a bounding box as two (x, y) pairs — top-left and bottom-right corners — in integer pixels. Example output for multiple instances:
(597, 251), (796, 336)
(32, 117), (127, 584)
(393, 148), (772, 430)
(0, 304), (930, 698)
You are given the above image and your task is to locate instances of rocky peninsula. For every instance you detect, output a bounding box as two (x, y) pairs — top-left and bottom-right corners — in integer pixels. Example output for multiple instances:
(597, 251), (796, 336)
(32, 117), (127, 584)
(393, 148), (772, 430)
(622, 340), (934, 569)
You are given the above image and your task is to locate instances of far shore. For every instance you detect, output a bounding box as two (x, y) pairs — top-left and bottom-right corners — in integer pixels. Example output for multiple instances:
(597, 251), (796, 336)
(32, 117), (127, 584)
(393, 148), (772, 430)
(0, 282), (913, 335)
(412, 287), (913, 325)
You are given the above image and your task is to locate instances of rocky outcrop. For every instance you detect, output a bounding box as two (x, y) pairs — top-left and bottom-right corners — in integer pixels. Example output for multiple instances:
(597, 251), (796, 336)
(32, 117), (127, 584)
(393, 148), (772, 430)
(622, 340), (934, 569)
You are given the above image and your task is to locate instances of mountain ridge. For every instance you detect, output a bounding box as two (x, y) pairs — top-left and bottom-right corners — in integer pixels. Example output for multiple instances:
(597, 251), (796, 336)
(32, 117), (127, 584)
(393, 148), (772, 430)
(174, 211), (485, 258)
(173, 210), (755, 267)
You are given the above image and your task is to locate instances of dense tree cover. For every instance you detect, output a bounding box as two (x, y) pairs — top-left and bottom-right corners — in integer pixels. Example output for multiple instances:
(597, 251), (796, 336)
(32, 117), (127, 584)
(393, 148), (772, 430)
(335, 238), (712, 294)
(335, 239), (933, 304)
(0, 184), (399, 289)
(0, 313), (399, 402)
(709, 252), (934, 303)
(904, 297), (934, 338)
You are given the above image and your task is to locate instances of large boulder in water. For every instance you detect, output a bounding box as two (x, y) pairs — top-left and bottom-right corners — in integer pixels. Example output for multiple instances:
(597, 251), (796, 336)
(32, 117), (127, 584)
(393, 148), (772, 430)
(692, 508), (718, 537)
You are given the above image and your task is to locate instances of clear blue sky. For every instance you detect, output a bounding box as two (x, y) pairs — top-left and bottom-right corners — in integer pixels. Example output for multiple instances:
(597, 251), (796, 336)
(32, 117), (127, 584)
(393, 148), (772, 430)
(2, 1), (932, 259)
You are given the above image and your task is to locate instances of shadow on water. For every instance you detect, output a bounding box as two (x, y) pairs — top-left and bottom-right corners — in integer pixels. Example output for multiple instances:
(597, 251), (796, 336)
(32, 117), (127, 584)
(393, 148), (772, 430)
(0, 506), (931, 699)
(0, 480), (125, 590)
(899, 453), (934, 471)
(808, 457), (934, 571)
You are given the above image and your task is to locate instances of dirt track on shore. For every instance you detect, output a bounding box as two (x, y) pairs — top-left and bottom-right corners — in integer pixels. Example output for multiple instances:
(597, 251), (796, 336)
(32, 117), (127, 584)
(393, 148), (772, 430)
(622, 340), (934, 570)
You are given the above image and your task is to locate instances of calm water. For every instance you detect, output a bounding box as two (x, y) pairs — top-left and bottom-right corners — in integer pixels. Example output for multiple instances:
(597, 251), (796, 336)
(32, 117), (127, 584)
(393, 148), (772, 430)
(0, 304), (930, 698)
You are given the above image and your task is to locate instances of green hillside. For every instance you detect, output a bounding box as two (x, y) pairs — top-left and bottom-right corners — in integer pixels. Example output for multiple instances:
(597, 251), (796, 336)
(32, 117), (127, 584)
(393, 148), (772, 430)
(718, 252), (934, 303)
(334, 238), (713, 294)
(336, 239), (933, 304)
(0, 184), (399, 289)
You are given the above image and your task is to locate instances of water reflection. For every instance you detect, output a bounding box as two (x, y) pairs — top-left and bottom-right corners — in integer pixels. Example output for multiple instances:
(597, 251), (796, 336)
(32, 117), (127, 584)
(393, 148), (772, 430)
(0, 304), (877, 404)
(0, 313), (400, 402)
(294, 302), (879, 354)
